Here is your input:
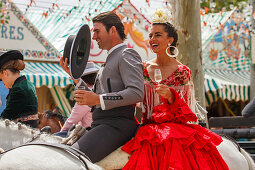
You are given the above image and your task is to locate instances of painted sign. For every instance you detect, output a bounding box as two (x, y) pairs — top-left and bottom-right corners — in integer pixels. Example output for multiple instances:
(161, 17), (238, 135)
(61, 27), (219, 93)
(203, 11), (251, 71)
(88, 1), (156, 63)
(0, 3), (61, 61)
(0, 11), (48, 51)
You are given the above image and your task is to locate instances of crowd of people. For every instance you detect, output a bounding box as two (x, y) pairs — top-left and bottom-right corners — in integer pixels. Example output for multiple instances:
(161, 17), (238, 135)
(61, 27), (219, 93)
(0, 8), (238, 169)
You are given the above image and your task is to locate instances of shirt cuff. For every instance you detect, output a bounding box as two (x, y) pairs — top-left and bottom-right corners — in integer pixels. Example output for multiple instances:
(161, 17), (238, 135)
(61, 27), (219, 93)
(99, 94), (106, 110)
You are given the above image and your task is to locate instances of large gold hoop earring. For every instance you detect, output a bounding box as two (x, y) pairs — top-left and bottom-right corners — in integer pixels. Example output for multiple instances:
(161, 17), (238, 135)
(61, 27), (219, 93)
(166, 43), (179, 58)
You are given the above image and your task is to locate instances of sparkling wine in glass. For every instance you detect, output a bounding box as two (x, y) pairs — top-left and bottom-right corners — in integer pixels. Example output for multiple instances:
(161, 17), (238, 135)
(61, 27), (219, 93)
(154, 69), (162, 83)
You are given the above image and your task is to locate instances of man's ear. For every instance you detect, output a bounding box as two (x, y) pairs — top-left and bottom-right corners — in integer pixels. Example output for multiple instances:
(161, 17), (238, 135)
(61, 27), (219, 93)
(110, 26), (117, 34)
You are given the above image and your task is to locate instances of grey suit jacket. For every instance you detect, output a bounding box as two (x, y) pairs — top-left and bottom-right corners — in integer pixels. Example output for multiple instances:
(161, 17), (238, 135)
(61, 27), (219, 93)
(95, 45), (144, 109)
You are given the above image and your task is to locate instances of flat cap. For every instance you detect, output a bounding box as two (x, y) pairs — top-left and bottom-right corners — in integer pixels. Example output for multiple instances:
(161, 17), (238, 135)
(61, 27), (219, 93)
(0, 50), (23, 70)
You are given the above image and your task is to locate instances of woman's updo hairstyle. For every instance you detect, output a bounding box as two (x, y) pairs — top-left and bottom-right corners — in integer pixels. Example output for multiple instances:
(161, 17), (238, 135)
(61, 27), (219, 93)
(0, 50), (25, 73)
(1, 59), (25, 73)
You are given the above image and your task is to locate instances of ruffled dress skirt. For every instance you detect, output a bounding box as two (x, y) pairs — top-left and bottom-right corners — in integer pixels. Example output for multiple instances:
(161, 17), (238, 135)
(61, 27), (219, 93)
(122, 89), (229, 170)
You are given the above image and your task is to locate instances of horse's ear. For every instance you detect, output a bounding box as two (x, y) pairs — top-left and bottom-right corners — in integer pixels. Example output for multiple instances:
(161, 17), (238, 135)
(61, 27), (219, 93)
(53, 107), (60, 114)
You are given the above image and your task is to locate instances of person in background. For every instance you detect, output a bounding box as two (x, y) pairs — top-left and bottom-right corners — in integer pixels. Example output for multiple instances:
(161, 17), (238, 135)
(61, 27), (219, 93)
(0, 50), (38, 128)
(60, 11), (144, 163)
(121, 9), (229, 170)
(55, 62), (98, 138)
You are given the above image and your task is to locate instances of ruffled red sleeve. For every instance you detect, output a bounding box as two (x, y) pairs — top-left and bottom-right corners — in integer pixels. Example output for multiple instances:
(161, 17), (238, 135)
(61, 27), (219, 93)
(151, 88), (197, 124)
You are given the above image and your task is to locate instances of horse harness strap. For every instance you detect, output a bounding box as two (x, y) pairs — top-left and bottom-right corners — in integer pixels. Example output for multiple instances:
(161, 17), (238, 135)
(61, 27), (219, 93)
(0, 142), (90, 170)
(14, 113), (39, 122)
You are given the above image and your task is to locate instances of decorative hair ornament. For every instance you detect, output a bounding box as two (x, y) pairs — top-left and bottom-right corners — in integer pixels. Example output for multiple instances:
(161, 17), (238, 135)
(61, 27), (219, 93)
(166, 43), (179, 58)
(151, 9), (172, 24)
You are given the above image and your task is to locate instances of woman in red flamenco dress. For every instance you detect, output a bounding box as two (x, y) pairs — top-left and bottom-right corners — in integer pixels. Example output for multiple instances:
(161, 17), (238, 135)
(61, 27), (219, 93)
(121, 10), (229, 170)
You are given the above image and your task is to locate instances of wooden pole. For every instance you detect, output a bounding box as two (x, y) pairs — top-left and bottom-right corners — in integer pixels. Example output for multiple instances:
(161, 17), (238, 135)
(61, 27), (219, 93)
(250, 0), (255, 99)
(170, 0), (206, 107)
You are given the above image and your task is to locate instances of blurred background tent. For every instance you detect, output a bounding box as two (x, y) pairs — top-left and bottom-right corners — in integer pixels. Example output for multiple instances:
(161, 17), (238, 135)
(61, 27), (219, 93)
(0, 0), (253, 118)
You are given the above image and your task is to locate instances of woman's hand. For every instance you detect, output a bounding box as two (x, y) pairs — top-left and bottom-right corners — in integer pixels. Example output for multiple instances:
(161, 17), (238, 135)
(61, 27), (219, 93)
(155, 84), (175, 104)
(60, 57), (71, 76)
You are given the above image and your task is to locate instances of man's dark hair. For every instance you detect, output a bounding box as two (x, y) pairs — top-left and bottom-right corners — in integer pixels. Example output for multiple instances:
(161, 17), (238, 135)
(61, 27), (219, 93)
(92, 11), (126, 40)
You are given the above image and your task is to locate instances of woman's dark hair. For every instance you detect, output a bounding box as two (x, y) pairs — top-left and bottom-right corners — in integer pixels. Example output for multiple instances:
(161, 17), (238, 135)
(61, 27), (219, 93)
(152, 22), (178, 54)
(92, 11), (126, 40)
(0, 59), (25, 73)
(81, 73), (97, 86)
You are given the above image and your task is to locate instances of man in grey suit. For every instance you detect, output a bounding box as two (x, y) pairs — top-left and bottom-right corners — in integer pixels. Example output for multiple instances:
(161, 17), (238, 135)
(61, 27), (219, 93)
(69, 11), (144, 163)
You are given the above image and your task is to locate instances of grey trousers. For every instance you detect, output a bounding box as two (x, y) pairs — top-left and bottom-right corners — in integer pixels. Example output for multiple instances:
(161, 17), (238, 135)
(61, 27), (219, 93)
(71, 123), (136, 163)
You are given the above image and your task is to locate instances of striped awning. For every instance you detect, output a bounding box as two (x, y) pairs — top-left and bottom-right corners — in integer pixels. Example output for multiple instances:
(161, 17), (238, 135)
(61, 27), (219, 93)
(49, 86), (71, 117)
(21, 62), (72, 88)
(24, 0), (123, 54)
(204, 68), (250, 106)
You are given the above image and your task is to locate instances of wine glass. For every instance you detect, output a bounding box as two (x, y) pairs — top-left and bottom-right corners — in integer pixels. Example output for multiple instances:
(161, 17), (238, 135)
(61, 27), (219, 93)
(154, 69), (162, 83)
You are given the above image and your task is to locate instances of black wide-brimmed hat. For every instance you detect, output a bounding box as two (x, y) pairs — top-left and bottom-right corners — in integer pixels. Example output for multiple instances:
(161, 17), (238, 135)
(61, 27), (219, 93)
(0, 50), (23, 70)
(63, 24), (91, 79)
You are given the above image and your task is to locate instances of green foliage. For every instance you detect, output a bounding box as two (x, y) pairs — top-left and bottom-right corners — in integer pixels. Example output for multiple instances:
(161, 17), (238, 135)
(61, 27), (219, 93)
(201, 0), (249, 13)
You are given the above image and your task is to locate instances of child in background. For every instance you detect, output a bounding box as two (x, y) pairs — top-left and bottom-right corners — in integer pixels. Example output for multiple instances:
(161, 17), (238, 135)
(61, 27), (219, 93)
(54, 62), (98, 137)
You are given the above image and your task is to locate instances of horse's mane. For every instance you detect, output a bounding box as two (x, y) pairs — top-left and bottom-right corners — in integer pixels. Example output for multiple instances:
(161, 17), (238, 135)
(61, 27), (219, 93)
(43, 110), (67, 124)
(0, 118), (63, 150)
(0, 118), (39, 134)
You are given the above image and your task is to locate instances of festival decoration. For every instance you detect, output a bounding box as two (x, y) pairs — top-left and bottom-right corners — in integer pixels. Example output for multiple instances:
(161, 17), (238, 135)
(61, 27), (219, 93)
(0, 2), (10, 24)
(204, 7), (210, 14)
(146, 0), (150, 7)
(151, 9), (171, 24)
(209, 48), (218, 60)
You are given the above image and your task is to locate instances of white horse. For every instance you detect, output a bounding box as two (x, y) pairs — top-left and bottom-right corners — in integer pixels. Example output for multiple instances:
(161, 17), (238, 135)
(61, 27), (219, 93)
(0, 119), (63, 150)
(0, 119), (102, 170)
(0, 119), (255, 170)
